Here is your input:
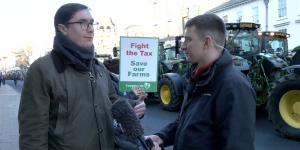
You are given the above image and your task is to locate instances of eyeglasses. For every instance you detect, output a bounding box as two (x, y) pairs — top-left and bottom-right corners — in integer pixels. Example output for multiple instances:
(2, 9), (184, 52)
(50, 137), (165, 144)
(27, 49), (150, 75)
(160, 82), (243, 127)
(67, 20), (99, 30)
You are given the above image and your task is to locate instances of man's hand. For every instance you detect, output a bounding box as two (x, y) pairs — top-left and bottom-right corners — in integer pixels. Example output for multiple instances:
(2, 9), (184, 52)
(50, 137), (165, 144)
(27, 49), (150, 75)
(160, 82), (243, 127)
(133, 85), (145, 98)
(134, 94), (147, 118)
(144, 135), (163, 145)
(152, 142), (162, 150)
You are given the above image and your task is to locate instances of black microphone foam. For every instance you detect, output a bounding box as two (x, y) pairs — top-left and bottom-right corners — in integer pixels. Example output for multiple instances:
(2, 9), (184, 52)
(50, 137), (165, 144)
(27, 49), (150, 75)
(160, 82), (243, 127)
(110, 99), (144, 139)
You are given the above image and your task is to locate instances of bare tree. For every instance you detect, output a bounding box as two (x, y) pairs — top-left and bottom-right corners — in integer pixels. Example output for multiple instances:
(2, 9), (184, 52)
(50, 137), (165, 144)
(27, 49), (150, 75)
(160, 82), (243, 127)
(13, 45), (33, 69)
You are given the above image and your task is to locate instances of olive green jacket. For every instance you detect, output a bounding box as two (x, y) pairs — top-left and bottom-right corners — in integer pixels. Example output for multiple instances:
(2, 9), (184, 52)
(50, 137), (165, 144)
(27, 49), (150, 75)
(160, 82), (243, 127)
(18, 51), (132, 150)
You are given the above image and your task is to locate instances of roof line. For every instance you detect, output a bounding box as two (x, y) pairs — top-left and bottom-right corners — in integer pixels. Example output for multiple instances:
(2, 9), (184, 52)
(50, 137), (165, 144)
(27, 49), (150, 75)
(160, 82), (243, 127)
(206, 0), (258, 14)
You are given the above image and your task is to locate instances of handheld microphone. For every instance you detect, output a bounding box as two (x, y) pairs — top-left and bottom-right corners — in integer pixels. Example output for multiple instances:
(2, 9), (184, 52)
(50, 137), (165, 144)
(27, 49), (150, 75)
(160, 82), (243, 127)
(111, 99), (153, 150)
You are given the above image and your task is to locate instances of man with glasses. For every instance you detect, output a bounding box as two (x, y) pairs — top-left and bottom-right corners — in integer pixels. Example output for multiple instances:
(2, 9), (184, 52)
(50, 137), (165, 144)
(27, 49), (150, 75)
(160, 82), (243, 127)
(18, 3), (151, 150)
(145, 14), (256, 150)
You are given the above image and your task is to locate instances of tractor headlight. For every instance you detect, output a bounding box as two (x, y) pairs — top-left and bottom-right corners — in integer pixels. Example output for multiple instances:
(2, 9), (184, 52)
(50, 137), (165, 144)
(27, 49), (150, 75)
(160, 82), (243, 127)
(275, 60), (284, 63)
(234, 62), (243, 66)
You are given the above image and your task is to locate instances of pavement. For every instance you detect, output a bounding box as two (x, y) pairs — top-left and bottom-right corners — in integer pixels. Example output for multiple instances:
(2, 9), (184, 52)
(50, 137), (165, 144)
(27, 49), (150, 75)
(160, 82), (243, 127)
(0, 84), (20, 150)
(1, 80), (300, 150)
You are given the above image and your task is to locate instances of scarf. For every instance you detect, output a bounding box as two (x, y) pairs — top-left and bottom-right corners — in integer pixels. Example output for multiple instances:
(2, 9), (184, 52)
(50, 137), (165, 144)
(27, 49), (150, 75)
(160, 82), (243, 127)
(192, 59), (217, 83)
(53, 32), (95, 71)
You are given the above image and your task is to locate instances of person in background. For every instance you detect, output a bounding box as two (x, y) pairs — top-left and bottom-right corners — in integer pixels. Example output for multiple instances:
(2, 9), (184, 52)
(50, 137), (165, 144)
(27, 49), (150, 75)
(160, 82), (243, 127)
(2, 73), (5, 85)
(0, 72), (2, 88)
(13, 72), (18, 86)
(103, 58), (145, 99)
(104, 58), (148, 150)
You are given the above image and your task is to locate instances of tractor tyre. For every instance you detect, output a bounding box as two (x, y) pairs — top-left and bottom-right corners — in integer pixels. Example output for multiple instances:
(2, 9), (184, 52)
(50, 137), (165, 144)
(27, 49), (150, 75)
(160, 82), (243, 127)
(158, 77), (183, 111)
(266, 73), (300, 141)
(269, 69), (281, 83)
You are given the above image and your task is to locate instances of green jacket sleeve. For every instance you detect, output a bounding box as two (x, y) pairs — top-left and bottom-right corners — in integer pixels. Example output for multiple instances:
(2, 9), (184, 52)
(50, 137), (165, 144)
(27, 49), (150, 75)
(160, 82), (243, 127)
(18, 62), (50, 150)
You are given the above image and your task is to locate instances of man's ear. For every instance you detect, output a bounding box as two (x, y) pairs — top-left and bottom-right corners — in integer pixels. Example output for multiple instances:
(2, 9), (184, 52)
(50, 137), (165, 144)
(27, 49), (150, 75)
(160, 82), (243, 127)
(58, 24), (67, 35)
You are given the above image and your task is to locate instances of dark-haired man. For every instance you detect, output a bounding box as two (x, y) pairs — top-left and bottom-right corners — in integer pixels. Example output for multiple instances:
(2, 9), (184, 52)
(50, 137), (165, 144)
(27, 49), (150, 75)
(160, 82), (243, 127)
(145, 14), (256, 150)
(18, 3), (148, 150)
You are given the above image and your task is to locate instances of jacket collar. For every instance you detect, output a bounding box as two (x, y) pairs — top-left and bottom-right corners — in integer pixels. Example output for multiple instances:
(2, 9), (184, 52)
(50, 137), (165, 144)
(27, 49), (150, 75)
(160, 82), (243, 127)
(185, 49), (233, 87)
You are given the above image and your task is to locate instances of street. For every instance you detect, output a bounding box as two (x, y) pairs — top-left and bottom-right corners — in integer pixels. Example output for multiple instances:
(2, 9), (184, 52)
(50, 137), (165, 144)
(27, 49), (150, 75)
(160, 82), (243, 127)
(4, 80), (23, 95)
(2, 80), (300, 150)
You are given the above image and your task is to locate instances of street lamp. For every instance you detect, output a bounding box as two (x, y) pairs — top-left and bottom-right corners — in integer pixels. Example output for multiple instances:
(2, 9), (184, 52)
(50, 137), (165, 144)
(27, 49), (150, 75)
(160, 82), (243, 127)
(264, 0), (269, 31)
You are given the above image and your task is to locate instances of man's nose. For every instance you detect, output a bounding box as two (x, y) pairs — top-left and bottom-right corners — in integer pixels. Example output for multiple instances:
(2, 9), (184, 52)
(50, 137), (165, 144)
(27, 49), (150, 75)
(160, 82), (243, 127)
(87, 24), (94, 33)
(181, 43), (187, 51)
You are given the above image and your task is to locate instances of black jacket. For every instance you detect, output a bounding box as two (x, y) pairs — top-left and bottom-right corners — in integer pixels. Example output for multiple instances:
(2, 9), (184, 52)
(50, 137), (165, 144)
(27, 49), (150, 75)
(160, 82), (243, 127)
(109, 72), (139, 100)
(156, 49), (256, 150)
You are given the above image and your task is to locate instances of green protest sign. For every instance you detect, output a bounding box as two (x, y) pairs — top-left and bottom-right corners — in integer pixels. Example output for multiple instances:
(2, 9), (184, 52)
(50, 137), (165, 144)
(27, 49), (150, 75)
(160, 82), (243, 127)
(119, 36), (158, 92)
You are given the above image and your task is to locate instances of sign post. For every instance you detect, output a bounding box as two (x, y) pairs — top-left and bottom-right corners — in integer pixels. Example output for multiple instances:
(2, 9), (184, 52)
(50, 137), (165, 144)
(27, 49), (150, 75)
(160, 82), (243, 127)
(119, 36), (159, 92)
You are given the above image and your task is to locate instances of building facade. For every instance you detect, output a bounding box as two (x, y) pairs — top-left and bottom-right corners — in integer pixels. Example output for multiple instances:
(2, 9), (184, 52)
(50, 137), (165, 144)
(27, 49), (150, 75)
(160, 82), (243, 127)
(150, 0), (229, 40)
(93, 14), (119, 56)
(268, 0), (300, 50)
(124, 25), (147, 37)
(206, 0), (300, 50)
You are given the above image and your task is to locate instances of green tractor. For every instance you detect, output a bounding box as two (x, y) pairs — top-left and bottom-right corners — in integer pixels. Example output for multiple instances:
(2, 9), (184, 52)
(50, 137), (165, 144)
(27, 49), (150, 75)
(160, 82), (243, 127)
(225, 22), (288, 107)
(257, 31), (292, 65)
(95, 53), (113, 63)
(266, 45), (300, 140)
(156, 36), (192, 111)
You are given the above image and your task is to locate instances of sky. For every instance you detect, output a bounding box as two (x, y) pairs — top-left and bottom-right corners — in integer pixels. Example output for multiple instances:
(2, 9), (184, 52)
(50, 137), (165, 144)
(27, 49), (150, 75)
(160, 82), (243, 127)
(0, 0), (152, 56)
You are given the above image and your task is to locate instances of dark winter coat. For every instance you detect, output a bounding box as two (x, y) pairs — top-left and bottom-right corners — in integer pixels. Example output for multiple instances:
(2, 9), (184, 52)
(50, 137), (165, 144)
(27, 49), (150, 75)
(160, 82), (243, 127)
(109, 72), (139, 100)
(156, 49), (256, 150)
(108, 72), (140, 150)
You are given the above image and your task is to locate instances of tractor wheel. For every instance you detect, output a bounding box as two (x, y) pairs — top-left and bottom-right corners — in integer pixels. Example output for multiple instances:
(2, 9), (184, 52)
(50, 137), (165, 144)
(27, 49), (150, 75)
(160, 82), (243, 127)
(158, 77), (182, 111)
(266, 73), (300, 141)
(269, 69), (281, 83)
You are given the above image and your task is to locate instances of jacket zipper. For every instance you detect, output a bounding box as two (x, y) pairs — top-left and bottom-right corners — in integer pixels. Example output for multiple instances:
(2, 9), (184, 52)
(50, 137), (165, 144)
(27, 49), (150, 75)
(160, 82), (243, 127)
(88, 71), (102, 150)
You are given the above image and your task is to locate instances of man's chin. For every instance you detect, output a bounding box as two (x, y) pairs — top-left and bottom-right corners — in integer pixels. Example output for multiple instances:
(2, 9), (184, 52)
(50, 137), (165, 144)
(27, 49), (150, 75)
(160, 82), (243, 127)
(83, 43), (93, 50)
(186, 58), (195, 63)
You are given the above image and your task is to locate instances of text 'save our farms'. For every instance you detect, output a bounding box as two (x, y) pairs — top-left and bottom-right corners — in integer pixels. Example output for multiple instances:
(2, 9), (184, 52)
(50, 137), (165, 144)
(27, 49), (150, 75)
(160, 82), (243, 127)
(119, 37), (158, 92)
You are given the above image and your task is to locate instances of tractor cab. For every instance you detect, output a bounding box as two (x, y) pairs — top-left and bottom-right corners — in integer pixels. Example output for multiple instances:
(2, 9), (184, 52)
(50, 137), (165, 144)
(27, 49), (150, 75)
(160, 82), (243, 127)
(160, 36), (190, 75)
(225, 23), (261, 60)
(163, 36), (187, 60)
(257, 31), (291, 64)
(158, 41), (165, 61)
(225, 22), (261, 73)
(95, 54), (112, 63)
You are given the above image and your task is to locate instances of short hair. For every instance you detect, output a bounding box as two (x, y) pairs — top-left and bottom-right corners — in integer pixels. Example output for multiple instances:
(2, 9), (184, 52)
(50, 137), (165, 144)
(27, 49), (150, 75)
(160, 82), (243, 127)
(54, 3), (89, 33)
(185, 13), (226, 47)
(103, 59), (120, 74)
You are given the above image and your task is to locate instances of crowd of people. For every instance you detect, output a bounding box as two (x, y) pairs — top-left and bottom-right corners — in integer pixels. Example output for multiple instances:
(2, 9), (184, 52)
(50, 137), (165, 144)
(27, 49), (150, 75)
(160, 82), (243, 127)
(17, 3), (256, 150)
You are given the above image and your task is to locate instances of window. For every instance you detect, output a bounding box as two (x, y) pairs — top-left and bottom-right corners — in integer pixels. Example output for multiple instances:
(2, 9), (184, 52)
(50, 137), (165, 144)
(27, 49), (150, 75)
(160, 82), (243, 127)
(278, 0), (287, 18)
(237, 11), (242, 22)
(252, 7), (259, 22)
(279, 28), (287, 33)
(223, 15), (228, 23)
(298, 0), (300, 15)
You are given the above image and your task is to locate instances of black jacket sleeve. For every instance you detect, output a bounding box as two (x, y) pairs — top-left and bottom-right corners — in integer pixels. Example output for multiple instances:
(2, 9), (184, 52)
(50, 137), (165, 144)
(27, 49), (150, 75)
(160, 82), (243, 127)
(155, 115), (180, 147)
(214, 79), (256, 150)
(123, 91), (139, 100)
